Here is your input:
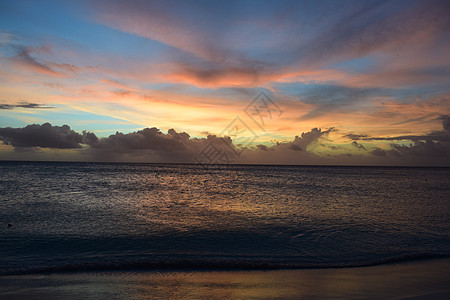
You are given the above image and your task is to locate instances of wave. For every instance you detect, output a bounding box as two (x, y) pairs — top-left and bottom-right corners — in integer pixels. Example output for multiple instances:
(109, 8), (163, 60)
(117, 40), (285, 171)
(2, 253), (449, 276)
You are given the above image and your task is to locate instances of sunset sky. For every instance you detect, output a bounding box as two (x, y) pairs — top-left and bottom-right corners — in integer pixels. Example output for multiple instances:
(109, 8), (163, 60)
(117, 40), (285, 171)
(0, 0), (449, 165)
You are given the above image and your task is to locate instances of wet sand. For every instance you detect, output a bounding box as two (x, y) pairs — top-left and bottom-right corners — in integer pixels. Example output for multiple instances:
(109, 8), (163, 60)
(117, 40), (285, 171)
(1, 258), (449, 299)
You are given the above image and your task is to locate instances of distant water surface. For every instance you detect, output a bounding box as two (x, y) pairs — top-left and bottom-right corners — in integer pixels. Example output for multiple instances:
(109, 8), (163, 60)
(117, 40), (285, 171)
(1, 162), (449, 274)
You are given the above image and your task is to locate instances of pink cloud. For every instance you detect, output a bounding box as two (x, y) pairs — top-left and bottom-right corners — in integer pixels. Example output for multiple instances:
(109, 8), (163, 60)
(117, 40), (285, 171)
(95, 1), (228, 62)
(11, 47), (62, 77)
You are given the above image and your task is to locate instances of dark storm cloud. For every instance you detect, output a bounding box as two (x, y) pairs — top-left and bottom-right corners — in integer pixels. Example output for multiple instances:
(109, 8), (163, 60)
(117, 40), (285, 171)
(0, 123), (82, 149)
(0, 102), (54, 110)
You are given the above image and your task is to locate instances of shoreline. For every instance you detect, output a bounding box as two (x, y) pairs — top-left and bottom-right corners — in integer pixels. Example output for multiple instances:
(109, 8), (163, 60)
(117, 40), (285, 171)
(2, 257), (449, 299)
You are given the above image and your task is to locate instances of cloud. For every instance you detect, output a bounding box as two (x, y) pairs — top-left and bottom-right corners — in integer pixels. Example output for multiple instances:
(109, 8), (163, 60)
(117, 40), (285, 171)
(236, 127), (344, 165)
(363, 115), (450, 143)
(298, 85), (382, 120)
(0, 122), (335, 164)
(345, 134), (369, 141)
(0, 123), (82, 149)
(255, 144), (269, 151)
(351, 141), (366, 150)
(3, 0), (446, 99)
(365, 132), (450, 142)
(94, 0), (232, 62)
(358, 114), (450, 159)
(1, 39), (87, 81)
(10, 46), (62, 77)
(51, 63), (81, 73)
(81, 126), (237, 163)
(0, 31), (15, 47)
(85, 127), (190, 153)
(164, 62), (270, 88)
(290, 0), (450, 69)
(371, 147), (387, 157)
(101, 79), (130, 90)
(291, 127), (336, 150)
(388, 140), (448, 158)
(243, 127), (335, 156)
(0, 102), (54, 110)
(439, 115), (450, 132)
(345, 115), (450, 143)
(88, 126), (336, 163)
(0, 122), (449, 166)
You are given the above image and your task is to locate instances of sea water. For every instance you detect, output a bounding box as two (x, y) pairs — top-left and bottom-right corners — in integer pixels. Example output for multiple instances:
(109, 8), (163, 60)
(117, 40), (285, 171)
(1, 162), (449, 274)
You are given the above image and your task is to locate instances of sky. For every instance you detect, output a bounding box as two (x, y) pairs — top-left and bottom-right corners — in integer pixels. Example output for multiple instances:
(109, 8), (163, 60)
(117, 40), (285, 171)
(0, 0), (449, 166)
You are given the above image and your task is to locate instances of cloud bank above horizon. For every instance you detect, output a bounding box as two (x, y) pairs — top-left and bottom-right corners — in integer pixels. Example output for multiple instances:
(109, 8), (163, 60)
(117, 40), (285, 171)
(0, 0), (449, 165)
(1, 115), (449, 166)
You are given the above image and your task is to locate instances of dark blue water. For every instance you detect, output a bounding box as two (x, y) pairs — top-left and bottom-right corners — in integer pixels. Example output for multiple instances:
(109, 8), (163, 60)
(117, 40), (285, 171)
(1, 162), (449, 274)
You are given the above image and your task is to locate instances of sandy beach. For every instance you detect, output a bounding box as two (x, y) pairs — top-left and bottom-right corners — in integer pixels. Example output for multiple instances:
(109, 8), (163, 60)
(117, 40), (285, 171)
(1, 258), (449, 299)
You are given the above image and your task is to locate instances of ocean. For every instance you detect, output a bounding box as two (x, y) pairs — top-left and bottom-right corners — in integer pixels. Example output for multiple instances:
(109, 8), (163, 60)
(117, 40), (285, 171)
(1, 162), (449, 275)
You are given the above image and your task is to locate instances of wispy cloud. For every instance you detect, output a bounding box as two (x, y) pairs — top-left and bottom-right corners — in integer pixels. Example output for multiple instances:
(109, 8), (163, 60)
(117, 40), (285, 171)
(347, 115), (450, 143)
(0, 102), (54, 110)
(10, 46), (62, 77)
(92, 0), (450, 89)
